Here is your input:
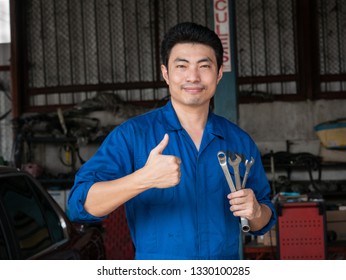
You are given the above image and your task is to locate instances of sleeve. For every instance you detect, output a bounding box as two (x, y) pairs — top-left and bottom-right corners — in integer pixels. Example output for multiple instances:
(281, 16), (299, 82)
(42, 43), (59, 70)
(67, 126), (134, 223)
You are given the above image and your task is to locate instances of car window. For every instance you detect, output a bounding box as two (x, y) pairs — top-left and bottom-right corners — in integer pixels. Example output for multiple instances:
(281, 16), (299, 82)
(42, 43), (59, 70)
(0, 174), (64, 259)
(31, 180), (66, 243)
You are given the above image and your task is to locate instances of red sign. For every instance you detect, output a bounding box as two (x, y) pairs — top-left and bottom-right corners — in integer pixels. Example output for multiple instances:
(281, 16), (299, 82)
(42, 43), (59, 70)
(214, 0), (231, 72)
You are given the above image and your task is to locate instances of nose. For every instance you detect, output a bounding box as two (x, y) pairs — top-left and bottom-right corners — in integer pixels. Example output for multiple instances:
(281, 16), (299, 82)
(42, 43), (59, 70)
(186, 66), (201, 83)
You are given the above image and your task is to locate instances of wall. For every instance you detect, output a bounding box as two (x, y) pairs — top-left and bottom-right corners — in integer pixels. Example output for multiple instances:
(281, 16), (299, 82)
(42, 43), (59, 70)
(31, 99), (346, 184)
(239, 99), (346, 181)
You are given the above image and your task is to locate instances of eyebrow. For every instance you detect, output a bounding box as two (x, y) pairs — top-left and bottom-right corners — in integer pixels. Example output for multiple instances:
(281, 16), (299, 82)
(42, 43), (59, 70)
(173, 57), (213, 64)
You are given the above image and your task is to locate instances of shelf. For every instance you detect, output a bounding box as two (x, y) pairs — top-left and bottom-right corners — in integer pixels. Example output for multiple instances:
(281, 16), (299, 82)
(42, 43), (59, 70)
(262, 151), (346, 169)
(25, 136), (77, 144)
(24, 135), (105, 144)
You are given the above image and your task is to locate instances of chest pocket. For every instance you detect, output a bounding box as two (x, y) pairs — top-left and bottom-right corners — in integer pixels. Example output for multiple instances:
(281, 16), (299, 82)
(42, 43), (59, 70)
(204, 162), (243, 194)
(198, 163), (225, 194)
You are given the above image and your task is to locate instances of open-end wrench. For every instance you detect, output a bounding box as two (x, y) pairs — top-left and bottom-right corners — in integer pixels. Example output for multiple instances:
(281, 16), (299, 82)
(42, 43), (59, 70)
(217, 151), (237, 193)
(228, 153), (242, 191)
(241, 157), (255, 189)
(228, 153), (250, 233)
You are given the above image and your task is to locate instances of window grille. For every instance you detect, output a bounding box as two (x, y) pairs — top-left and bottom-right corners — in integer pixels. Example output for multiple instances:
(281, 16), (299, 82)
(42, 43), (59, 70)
(22, 0), (211, 112)
(318, 0), (346, 95)
(16, 0), (346, 111)
(235, 0), (298, 100)
(0, 70), (12, 162)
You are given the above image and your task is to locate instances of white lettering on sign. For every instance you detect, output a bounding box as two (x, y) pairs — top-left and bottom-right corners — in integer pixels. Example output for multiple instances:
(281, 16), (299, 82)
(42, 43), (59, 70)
(214, 0), (231, 72)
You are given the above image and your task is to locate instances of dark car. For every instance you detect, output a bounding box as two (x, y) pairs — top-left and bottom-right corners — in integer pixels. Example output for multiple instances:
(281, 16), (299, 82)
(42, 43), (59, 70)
(0, 166), (105, 259)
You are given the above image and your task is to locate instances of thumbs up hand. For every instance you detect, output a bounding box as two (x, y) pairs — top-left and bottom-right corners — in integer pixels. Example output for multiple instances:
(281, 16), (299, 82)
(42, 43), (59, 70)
(142, 134), (181, 189)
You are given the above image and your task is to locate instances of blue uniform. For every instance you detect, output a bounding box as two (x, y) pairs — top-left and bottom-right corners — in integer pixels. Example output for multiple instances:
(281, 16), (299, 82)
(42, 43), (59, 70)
(68, 100), (276, 259)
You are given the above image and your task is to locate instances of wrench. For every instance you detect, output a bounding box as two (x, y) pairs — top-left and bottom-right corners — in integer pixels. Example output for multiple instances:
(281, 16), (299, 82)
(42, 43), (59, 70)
(217, 151), (236, 192)
(241, 157), (255, 189)
(228, 153), (242, 191)
(217, 151), (237, 193)
(239, 157), (254, 232)
(228, 153), (250, 233)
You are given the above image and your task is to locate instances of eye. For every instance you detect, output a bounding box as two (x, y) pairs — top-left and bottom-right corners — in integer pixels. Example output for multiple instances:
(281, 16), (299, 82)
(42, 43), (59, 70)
(201, 64), (211, 68)
(176, 64), (186, 69)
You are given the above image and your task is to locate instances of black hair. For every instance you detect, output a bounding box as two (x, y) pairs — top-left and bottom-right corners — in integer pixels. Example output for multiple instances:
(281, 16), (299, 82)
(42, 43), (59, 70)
(161, 22), (224, 70)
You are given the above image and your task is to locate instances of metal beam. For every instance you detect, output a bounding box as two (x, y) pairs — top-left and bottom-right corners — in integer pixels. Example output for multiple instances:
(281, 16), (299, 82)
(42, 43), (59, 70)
(211, 0), (238, 124)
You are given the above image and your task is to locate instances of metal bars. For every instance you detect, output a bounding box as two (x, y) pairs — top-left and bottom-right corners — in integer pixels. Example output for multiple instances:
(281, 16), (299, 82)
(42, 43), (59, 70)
(318, 0), (346, 93)
(22, 0), (211, 111)
(235, 0), (297, 99)
(0, 70), (12, 162)
(14, 0), (346, 111)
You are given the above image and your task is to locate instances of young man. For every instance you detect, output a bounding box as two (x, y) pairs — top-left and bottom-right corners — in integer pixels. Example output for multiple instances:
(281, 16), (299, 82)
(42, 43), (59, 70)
(68, 22), (276, 260)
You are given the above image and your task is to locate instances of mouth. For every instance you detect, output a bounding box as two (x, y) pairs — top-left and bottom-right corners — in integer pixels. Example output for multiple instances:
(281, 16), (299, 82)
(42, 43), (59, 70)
(181, 85), (205, 94)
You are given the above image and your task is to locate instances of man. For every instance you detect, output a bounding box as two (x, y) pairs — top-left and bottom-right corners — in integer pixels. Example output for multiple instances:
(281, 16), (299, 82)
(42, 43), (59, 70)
(68, 22), (276, 260)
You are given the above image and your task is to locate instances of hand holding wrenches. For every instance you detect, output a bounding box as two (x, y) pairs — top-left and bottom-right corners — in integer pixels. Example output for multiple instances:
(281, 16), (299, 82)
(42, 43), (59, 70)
(217, 151), (255, 233)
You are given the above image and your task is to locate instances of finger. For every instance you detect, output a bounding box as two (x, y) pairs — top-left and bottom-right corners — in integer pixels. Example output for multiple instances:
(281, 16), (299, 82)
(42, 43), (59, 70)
(151, 134), (169, 155)
(227, 189), (244, 199)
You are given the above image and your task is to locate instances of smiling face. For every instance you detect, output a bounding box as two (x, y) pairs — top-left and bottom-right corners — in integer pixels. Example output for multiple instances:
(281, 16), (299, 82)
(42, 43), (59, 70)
(161, 43), (223, 110)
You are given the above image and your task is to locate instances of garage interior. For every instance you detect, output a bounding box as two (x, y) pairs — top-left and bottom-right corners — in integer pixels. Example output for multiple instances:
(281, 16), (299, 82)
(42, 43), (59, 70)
(1, 0), (346, 260)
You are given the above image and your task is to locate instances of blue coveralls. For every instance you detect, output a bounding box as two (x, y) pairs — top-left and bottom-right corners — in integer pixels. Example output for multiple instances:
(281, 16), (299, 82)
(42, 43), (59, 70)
(68, 100), (276, 259)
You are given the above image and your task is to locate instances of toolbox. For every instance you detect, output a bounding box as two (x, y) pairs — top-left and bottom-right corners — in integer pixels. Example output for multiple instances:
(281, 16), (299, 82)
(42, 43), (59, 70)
(276, 202), (326, 259)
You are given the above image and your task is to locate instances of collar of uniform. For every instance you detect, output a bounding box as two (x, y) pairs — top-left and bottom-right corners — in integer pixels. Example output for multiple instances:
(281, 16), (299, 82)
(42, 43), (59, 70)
(162, 100), (225, 140)
(162, 100), (183, 131)
(207, 113), (226, 140)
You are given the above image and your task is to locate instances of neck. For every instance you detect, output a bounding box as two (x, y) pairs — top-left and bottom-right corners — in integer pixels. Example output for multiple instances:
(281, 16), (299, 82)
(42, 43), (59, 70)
(172, 101), (210, 150)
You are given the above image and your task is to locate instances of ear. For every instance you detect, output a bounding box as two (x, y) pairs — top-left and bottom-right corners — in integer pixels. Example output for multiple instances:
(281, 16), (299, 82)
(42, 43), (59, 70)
(161, 64), (169, 85)
(217, 64), (224, 84)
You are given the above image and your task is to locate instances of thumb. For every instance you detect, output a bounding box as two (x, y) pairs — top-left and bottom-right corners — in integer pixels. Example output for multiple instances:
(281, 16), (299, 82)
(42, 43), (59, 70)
(152, 133), (169, 155)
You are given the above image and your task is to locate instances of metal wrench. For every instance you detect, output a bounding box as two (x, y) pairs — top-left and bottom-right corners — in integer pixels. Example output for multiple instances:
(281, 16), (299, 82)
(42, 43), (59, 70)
(228, 153), (250, 232)
(217, 151), (237, 193)
(228, 153), (242, 191)
(241, 157), (255, 189)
